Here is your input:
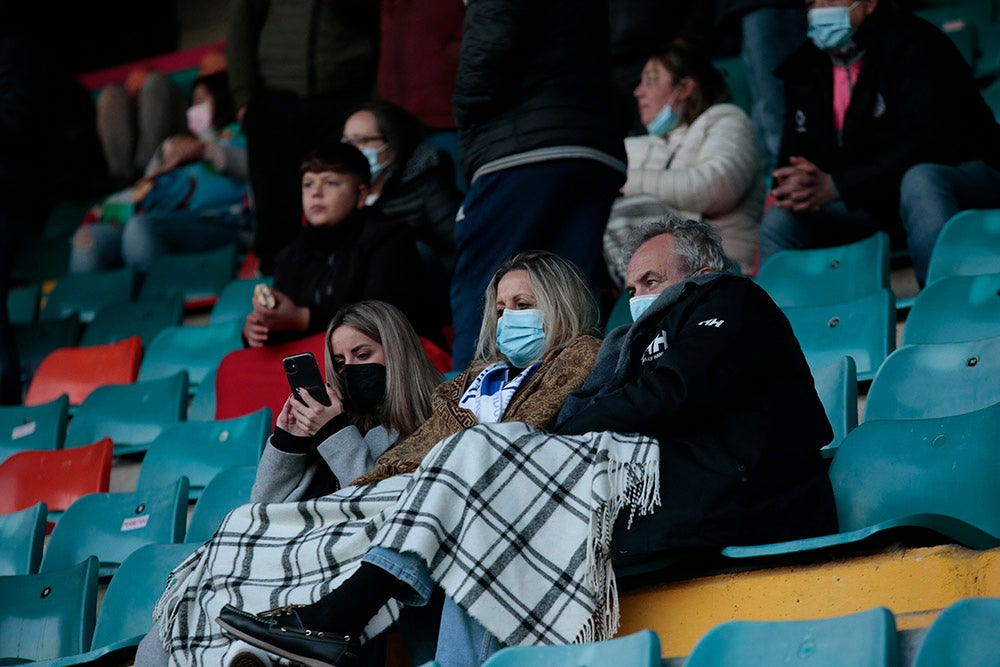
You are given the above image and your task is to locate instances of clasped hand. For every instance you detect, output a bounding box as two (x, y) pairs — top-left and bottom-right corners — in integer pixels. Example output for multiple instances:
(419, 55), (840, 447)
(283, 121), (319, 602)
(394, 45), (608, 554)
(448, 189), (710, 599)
(770, 156), (835, 213)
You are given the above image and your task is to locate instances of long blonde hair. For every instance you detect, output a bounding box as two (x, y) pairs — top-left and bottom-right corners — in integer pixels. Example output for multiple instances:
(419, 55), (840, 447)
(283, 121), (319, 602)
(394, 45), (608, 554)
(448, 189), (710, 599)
(474, 250), (600, 364)
(324, 301), (441, 438)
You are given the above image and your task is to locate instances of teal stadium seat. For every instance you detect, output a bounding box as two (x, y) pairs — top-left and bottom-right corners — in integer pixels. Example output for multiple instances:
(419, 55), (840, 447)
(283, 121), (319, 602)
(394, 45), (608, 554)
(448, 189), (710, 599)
(479, 630), (660, 667)
(40, 478), (189, 578)
(30, 543), (201, 667)
(755, 233), (889, 307)
(685, 607), (900, 667)
(712, 57), (751, 113)
(781, 289), (896, 381)
(812, 356), (858, 458)
(913, 597), (1000, 667)
(864, 335), (1000, 421)
(65, 372), (188, 456)
(0, 394), (69, 464)
(901, 273), (1000, 346)
(139, 244), (238, 308)
(925, 209), (1000, 285)
(188, 366), (218, 421)
(39, 266), (137, 323)
(7, 282), (40, 324)
(0, 557), (98, 663)
(604, 290), (632, 333)
(14, 314), (83, 382)
(136, 408), (270, 500)
(722, 401), (1000, 559)
(138, 320), (244, 387)
(185, 466), (258, 543)
(0, 503), (47, 576)
(210, 277), (273, 325)
(81, 293), (185, 347)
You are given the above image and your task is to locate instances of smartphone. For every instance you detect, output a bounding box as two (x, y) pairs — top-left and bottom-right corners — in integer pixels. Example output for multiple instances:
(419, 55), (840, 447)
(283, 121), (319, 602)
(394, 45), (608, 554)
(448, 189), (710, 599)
(282, 352), (332, 406)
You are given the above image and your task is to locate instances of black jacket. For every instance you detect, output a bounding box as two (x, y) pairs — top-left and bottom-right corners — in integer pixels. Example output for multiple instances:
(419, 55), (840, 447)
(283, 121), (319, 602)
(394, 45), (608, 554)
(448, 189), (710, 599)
(775, 7), (1000, 223)
(557, 275), (836, 555)
(272, 208), (438, 342)
(453, 0), (626, 180)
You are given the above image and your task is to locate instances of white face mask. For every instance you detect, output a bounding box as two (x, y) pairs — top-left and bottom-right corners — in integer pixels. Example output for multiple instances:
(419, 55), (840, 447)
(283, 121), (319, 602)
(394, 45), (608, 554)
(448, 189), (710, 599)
(186, 101), (214, 139)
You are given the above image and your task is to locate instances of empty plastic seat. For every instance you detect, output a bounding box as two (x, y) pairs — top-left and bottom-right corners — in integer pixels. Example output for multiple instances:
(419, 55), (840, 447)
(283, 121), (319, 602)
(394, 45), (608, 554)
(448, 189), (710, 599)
(0, 503), (47, 576)
(40, 478), (189, 577)
(139, 244), (238, 308)
(712, 56), (751, 113)
(65, 372), (188, 456)
(604, 291), (631, 334)
(13, 314), (83, 381)
(925, 209), (1000, 285)
(8, 282), (40, 324)
(188, 366), (217, 421)
(913, 597), (1000, 667)
(210, 277), (273, 325)
(24, 335), (143, 406)
(138, 320), (244, 387)
(782, 289), (896, 381)
(812, 356), (858, 458)
(0, 394), (69, 464)
(864, 335), (1000, 421)
(186, 466), (258, 543)
(0, 557), (98, 663)
(39, 266), (137, 323)
(901, 273), (1000, 346)
(685, 607), (899, 667)
(0, 438), (112, 528)
(136, 408), (270, 500)
(756, 233), (889, 308)
(480, 630), (661, 667)
(80, 293), (185, 347)
(722, 401), (1000, 559)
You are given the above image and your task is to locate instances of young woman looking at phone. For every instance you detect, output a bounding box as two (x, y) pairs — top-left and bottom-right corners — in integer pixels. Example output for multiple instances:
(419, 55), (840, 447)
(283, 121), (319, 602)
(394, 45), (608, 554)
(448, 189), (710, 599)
(253, 300), (442, 503)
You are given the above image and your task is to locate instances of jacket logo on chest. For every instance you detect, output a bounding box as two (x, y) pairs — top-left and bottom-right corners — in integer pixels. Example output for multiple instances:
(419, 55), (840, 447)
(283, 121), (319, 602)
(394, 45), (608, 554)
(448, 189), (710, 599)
(698, 318), (725, 328)
(642, 331), (668, 363)
(795, 109), (807, 134)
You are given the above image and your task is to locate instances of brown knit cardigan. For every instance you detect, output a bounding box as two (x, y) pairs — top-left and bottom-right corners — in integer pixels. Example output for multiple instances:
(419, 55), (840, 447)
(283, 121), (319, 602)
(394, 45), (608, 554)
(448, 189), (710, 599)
(351, 334), (601, 485)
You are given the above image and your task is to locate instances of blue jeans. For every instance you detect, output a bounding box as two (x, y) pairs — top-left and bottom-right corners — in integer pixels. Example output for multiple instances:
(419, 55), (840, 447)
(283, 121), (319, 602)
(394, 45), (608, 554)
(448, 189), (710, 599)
(365, 547), (503, 667)
(899, 160), (1000, 286)
(741, 8), (807, 172)
(759, 200), (886, 266)
(448, 159), (622, 370)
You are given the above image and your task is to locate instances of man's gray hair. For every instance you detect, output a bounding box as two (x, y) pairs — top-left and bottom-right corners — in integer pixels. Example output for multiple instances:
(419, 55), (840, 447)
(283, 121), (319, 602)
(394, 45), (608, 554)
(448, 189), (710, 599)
(621, 213), (732, 276)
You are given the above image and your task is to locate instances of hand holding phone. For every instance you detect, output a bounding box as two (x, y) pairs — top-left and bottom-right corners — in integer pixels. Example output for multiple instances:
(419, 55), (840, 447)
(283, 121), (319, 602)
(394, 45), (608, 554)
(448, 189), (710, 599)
(283, 352), (333, 407)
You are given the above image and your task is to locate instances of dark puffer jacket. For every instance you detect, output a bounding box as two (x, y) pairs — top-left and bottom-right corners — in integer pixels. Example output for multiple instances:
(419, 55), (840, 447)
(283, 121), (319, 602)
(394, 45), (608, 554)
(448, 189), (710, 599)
(453, 0), (627, 181)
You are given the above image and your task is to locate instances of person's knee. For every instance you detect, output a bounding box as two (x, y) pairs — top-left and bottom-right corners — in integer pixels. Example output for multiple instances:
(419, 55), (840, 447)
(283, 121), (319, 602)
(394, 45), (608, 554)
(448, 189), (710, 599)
(121, 216), (159, 271)
(900, 163), (949, 200)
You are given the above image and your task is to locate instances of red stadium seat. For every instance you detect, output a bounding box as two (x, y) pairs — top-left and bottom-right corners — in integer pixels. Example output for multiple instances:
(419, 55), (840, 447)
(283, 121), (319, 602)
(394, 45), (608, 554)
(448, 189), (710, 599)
(24, 336), (142, 406)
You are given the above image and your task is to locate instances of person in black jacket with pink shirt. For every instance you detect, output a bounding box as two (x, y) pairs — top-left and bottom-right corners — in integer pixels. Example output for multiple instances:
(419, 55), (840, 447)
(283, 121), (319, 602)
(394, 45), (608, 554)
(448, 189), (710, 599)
(243, 142), (440, 348)
(557, 215), (836, 561)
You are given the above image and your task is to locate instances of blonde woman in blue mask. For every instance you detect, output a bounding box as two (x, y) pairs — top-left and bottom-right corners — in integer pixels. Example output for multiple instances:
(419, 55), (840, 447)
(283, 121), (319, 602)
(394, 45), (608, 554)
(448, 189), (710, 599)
(603, 42), (764, 283)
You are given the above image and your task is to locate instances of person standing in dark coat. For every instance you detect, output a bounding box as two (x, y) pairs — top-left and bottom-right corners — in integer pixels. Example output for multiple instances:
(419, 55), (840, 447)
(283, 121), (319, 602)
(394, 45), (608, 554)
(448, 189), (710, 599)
(448, 0), (628, 370)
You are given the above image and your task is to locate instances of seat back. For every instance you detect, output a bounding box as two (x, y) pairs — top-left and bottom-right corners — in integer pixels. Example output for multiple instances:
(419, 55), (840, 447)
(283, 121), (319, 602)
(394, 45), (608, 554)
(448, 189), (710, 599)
(811, 356), (858, 456)
(830, 401), (1000, 549)
(13, 314), (83, 380)
(25, 336), (143, 406)
(90, 542), (200, 651)
(782, 289), (896, 381)
(138, 320), (244, 386)
(0, 394), (69, 461)
(901, 273), (1000, 346)
(604, 291), (631, 334)
(188, 366), (218, 421)
(685, 607), (900, 667)
(0, 556), (98, 662)
(0, 503), (47, 576)
(81, 294), (185, 347)
(8, 282), (40, 324)
(136, 408), (270, 499)
(39, 266), (136, 323)
(215, 331), (327, 424)
(864, 336), (1000, 421)
(482, 630), (661, 667)
(186, 466), (258, 543)
(139, 244), (238, 308)
(210, 277), (272, 325)
(913, 597), (1000, 667)
(65, 372), (189, 456)
(41, 478), (189, 577)
(756, 233), (889, 308)
(0, 438), (112, 518)
(925, 209), (1000, 285)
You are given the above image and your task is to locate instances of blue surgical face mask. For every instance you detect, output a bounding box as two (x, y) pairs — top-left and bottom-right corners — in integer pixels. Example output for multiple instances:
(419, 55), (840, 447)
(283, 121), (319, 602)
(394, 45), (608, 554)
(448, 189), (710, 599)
(808, 1), (861, 52)
(360, 146), (388, 181)
(496, 308), (546, 368)
(629, 294), (660, 322)
(645, 92), (680, 136)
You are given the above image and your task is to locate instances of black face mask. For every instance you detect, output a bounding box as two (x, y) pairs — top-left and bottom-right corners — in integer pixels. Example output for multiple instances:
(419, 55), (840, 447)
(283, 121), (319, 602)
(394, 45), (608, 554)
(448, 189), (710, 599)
(341, 363), (387, 412)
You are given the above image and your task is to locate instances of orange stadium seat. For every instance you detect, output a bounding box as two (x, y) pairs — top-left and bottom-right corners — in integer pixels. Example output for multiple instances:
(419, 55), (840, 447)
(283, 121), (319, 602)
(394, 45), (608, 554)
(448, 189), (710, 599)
(24, 336), (142, 406)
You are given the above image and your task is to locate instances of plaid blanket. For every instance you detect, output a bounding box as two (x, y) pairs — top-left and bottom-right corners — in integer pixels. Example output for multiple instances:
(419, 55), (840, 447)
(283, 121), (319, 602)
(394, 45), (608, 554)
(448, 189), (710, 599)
(155, 423), (659, 665)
